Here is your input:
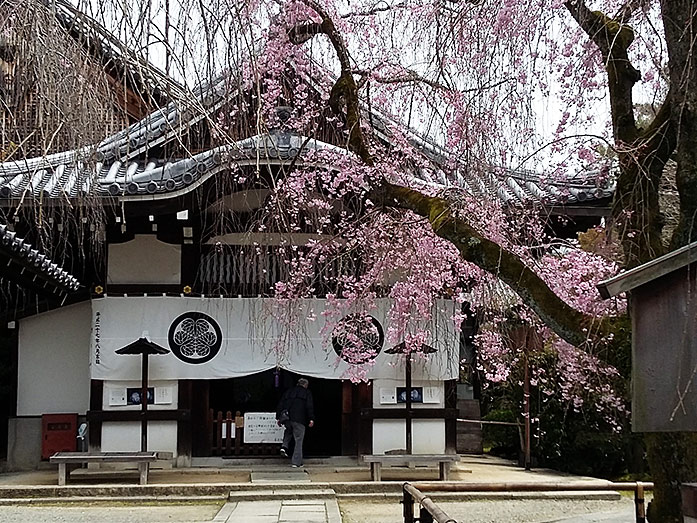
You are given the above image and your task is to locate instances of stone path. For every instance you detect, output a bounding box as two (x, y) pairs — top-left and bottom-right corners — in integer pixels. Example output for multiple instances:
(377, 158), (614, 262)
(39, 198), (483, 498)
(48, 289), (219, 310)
(217, 498), (342, 523)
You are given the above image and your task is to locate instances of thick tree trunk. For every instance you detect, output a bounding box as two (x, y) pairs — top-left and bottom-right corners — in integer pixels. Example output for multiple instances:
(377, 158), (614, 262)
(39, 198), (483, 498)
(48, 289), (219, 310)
(646, 433), (697, 523)
(292, 4), (697, 520)
(662, 0), (697, 249)
(645, 3), (697, 521)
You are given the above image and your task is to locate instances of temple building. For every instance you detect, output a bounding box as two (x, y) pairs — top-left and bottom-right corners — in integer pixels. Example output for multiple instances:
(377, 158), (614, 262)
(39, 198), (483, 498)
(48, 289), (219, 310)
(0, 1), (613, 469)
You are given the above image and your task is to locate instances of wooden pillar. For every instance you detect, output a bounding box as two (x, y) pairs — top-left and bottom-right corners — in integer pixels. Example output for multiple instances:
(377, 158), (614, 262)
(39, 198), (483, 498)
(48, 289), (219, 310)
(523, 353), (531, 470)
(444, 380), (457, 454)
(357, 382), (372, 455)
(341, 381), (357, 455)
(88, 380), (104, 450)
(177, 380), (192, 464)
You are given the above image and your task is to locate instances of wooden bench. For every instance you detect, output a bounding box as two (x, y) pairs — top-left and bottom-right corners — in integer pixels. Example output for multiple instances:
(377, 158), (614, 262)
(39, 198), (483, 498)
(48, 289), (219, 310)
(49, 451), (159, 486)
(361, 454), (460, 481)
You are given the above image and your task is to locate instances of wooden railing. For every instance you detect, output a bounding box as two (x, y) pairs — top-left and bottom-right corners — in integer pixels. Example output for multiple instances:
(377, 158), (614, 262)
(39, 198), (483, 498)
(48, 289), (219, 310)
(402, 481), (653, 523)
(208, 410), (281, 456)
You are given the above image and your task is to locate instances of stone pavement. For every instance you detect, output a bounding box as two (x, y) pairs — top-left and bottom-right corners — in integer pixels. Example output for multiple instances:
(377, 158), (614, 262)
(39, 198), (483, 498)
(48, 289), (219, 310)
(215, 498), (342, 523)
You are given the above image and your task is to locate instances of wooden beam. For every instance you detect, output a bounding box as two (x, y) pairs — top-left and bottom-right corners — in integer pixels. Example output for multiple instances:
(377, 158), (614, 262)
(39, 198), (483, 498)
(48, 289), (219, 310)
(87, 409), (191, 422)
(546, 205), (612, 217)
(360, 408), (458, 419)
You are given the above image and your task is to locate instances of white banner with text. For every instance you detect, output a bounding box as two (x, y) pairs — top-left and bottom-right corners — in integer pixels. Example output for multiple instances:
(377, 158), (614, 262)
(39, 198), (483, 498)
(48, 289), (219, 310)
(89, 297), (459, 381)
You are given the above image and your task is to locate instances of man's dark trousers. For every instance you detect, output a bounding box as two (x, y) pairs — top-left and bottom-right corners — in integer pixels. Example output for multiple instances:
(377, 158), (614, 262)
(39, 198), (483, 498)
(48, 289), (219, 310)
(283, 421), (306, 466)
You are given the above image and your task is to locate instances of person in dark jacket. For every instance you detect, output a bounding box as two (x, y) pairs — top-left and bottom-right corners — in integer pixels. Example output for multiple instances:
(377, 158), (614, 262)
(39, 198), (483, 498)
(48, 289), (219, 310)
(276, 377), (315, 467)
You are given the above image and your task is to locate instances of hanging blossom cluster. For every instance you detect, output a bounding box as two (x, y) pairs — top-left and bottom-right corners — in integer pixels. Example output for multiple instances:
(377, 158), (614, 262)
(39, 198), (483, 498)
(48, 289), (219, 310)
(170, 0), (649, 415)
(553, 338), (626, 424)
(476, 316), (628, 430)
(268, 185), (478, 380)
(473, 240), (628, 425)
(535, 246), (626, 317)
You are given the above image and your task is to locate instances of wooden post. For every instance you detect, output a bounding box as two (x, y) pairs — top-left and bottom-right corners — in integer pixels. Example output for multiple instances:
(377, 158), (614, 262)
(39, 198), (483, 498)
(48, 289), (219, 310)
(402, 488), (414, 523)
(140, 353), (149, 452)
(635, 482), (646, 523)
(681, 483), (697, 523)
(524, 351), (531, 470)
(419, 505), (434, 523)
(405, 355), (412, 455)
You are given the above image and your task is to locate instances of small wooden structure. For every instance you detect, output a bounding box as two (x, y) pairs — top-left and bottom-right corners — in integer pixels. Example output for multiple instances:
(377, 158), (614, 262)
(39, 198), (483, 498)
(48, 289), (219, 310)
(597, 241), (697, 432)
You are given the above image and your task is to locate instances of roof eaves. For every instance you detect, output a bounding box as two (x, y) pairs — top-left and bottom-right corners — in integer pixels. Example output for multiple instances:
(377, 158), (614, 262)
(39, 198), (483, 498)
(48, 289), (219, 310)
(0, 224), (81, 294)
(597, 241), (697, 299)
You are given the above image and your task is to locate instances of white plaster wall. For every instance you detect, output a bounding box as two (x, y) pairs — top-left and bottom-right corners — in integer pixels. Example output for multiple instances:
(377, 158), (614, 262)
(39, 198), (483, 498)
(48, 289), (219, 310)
(107, 235), (181, 284)
(100, 380), (179, 456)
(101, 421), (177, 455)
(372, 419), (445, 454)
(17, 302), (91, 416)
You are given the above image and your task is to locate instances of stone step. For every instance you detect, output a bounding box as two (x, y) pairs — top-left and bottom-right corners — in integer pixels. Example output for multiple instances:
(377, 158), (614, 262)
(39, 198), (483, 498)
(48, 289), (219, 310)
(0, 484), (233, 499)
(227, 481), (403, 494)
(228, 488), (337, 501)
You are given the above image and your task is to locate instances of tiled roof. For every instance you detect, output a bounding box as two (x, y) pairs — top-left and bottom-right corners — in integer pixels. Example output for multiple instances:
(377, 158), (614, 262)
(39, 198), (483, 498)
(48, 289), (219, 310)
(0, 133), (347, 200)
(0, 128), (614, 204)
(0, 223), (80, 293)
(0, 9), (614, 206)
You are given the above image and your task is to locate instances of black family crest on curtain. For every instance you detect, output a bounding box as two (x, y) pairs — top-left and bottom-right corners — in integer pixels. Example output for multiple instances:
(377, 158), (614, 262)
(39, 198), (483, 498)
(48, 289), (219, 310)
(332, 314), (384, 364)
(168, 312), (223, 364)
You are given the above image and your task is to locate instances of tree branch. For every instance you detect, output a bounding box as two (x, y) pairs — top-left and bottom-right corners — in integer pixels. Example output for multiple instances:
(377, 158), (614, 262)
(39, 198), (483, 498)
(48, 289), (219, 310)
(288, 1), (620, 349)
(371, 180), (613, 348)
(290, 0), (373, 165)
(565, 1), (641, 144)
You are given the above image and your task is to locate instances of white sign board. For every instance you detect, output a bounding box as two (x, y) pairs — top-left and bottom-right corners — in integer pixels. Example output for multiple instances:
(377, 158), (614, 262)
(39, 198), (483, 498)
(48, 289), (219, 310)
(154, 387), (173, 405)
(108, 388), (127, 406)
(423, 386), (440, 404)
(379, 388), (397, 404)
(243, 412), (284, 443)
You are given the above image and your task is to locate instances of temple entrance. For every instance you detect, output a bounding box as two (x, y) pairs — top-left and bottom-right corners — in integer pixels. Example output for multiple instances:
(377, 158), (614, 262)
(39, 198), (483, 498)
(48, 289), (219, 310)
(204, 369), (343, 457)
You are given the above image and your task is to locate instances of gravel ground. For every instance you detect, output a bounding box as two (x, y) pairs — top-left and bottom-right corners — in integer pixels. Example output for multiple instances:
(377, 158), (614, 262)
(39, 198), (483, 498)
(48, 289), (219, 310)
(339, 498), (638, 523)
(0, 504), (223, 523)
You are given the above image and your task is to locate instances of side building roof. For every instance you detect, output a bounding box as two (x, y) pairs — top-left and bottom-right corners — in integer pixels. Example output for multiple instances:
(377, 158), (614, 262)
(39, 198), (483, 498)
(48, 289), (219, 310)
(0, 223), (80, 294)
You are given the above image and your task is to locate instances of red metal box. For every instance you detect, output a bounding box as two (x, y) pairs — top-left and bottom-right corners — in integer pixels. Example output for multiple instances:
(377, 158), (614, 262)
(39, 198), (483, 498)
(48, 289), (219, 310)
(41, 413), (78, 460)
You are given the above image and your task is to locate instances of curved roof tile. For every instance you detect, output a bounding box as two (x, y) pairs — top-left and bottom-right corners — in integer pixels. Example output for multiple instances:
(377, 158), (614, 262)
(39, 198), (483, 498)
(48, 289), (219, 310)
(0, 129), (615, 205)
